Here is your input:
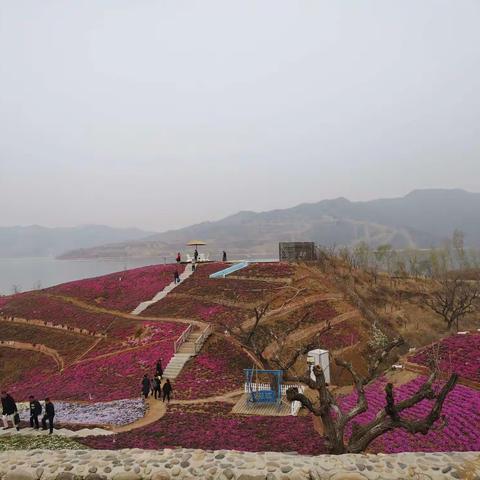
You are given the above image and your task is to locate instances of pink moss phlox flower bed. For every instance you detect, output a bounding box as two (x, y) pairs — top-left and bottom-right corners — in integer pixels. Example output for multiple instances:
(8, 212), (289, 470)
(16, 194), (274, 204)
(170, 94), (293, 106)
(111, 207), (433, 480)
(285, 300), (338, 328)
(175, 277), (279, 304)
(175, 262), (280, 304)
(143, 296), (249, 327)
(236, 262), (295, 279)
(193, 263), (231, 278)
(5, 341), (175, 402)
(83, 321), (185, 360)
(340, 375), (480, 453)
(0, 293), (121, 332)
(173, 337), (251, 399)
(0, 347), (58, 386)
(80, 402), (325, 454)
(0, 296), (11, 308)
(46, 264), (185, 312)
(318, 322), (360, 351)
(409, 332), (480, 382)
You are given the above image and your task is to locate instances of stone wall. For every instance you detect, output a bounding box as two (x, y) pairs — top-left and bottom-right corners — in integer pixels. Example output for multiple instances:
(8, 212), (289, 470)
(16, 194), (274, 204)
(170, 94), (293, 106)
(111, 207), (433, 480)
(1, 449), (479, 480)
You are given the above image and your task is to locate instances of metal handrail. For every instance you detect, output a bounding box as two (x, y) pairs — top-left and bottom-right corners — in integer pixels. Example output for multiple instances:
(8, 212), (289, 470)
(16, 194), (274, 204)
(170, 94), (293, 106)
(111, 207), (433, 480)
(209, 262), (248, 279)
(194, 324), (212, 353)
(174, 324), (193, 353)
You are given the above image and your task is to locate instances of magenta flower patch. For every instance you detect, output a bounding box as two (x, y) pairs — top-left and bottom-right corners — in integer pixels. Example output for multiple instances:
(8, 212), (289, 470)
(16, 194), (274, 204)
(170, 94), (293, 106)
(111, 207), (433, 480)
(409, 332), (480, 383)
(340, 375), (480, 453)
(46, 264), (185, 312)
(80, 402), (325, 454)
(173, 337), (251, 400)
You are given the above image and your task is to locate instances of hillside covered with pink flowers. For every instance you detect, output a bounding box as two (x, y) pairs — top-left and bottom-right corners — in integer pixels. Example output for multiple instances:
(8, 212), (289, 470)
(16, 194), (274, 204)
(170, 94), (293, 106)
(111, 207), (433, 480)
(1, 260), (479, 456)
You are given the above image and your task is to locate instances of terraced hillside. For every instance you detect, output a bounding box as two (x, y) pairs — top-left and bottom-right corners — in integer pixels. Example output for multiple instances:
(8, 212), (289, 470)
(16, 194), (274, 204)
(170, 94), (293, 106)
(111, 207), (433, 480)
(0, 260), (479, 455)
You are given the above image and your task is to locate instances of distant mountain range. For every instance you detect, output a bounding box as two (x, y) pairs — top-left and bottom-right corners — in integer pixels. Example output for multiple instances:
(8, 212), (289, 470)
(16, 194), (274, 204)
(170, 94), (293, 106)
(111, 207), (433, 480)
(0, 225), (155, 258)
(56, 189), (480, 260)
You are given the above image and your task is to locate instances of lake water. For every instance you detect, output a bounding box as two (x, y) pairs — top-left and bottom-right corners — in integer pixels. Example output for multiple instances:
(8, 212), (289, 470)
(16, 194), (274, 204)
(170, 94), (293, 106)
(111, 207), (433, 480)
(0, 257), (170, 295)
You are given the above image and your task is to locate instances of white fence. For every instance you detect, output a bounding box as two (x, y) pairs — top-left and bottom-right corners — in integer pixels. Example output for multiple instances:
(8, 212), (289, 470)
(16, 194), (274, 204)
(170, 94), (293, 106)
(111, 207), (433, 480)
(244, 382), (305, 416)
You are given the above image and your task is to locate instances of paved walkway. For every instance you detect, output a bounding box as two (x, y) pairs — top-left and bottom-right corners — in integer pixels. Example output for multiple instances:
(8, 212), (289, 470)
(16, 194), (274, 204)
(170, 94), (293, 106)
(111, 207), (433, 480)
(131, 267), (194, 315)
(0, 426), (112, 438)
(111, 397), (166, 433)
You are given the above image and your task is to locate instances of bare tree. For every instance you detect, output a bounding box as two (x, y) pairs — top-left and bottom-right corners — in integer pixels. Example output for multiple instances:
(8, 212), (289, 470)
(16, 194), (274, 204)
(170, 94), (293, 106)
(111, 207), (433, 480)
(287, 338), (458, 454)
(425, 275), (479, 331)
(224, 303), (332, 378)
(374, 244), (393, 275)
(353, 241), (370, 270)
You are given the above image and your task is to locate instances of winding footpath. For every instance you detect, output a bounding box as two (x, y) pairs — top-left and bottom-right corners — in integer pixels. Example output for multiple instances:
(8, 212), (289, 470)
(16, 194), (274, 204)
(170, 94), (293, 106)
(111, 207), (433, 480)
(0, 340), (64, 370)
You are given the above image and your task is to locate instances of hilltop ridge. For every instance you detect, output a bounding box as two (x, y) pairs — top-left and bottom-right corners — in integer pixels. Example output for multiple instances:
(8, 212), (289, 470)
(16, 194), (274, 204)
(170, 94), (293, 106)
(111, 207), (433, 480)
(60, 189), (480, 259)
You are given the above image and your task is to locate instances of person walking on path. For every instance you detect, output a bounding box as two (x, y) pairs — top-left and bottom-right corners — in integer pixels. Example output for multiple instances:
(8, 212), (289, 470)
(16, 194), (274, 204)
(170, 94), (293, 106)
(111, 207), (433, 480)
(162, 379), (173, 403)
(194, 248), (199, 262)
(173, 270), (180, 284)
(153, 375), (161, 399)
(142, 374), (150, 398)
(1, 391), (19, 431)
(41, 398), (55, 434)
(29, 395), (42, 429)
(176, 252), (181, 264)
(156, 359), (163, 378)
(222, 251), (227, 262)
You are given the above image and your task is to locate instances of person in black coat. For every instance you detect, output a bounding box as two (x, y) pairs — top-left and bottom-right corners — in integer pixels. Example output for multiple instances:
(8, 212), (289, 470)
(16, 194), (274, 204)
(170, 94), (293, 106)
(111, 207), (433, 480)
(156, 359), (163, 378)
(1, 391), (19, 431)
(162, 379), (173, 403)
(142, 374), (150, 398)
(153, 375), (161, 399)
(29, 395), (42, 429)
(41, 398), (55, 434)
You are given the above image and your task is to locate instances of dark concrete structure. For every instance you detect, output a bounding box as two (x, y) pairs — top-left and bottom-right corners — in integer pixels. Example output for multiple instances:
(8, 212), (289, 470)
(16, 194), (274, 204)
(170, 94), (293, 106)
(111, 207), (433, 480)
(279, 242), (316, 261)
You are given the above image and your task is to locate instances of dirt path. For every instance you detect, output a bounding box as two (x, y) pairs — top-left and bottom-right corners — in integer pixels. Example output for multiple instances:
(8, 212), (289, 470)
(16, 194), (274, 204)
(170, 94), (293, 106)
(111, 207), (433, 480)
(73, 337), (104, 363)
(171, 389), (244, 405)
(289, 310), (359, 344)
(111, 397), (167, 433)
(262, 309), (360, 358)
(239, 293), (345, 331)
(0, 340), (64, 370)
(73, 336), (179, 364)
(45, 294), (206, 328)
(0, 316), (103, 338)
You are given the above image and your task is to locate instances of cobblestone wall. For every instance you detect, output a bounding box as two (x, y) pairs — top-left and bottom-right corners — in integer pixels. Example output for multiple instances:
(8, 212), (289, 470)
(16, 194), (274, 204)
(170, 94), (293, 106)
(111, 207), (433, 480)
(1, 449), (479, 479)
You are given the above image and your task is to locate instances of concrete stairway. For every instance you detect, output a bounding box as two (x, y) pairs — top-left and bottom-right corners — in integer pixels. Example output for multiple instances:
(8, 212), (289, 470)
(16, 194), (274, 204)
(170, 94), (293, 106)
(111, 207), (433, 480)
(163, 330), (210, 380)
(131, 266), (193, 315)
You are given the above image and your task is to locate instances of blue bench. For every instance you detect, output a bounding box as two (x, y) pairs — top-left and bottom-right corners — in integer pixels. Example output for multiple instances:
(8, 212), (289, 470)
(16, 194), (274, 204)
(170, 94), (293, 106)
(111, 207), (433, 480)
(249, 389), (276, 403)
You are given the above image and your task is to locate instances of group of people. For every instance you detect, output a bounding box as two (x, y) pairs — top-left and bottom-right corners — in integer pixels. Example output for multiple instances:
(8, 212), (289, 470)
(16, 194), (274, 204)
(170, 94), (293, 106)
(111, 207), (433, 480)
(1, 391), (55, 434)
(141, 359), (173, 402)
(175, 250), (228, 265)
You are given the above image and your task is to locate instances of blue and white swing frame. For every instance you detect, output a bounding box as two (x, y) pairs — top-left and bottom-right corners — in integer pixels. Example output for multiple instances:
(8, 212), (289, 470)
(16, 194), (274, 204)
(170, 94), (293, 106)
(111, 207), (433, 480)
(244, 368), (283, 405)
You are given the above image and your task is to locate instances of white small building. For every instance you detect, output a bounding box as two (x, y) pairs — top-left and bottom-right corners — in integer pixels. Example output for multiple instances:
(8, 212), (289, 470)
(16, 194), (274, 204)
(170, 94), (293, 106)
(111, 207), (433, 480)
(307, 348), (330, 384)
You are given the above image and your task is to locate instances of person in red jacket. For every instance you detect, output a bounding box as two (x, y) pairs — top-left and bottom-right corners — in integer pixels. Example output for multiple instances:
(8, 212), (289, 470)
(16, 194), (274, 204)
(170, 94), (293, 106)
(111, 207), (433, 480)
(176, 252), (181, 263)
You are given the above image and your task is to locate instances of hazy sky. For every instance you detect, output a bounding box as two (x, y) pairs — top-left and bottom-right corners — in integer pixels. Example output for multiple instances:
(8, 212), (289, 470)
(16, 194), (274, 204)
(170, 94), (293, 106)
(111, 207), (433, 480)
(1, 1), (479, 232)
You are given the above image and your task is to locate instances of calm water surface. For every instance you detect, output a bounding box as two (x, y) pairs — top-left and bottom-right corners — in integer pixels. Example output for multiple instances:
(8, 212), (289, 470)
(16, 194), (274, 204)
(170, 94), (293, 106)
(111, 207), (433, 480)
(0, 257), (169, 295)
